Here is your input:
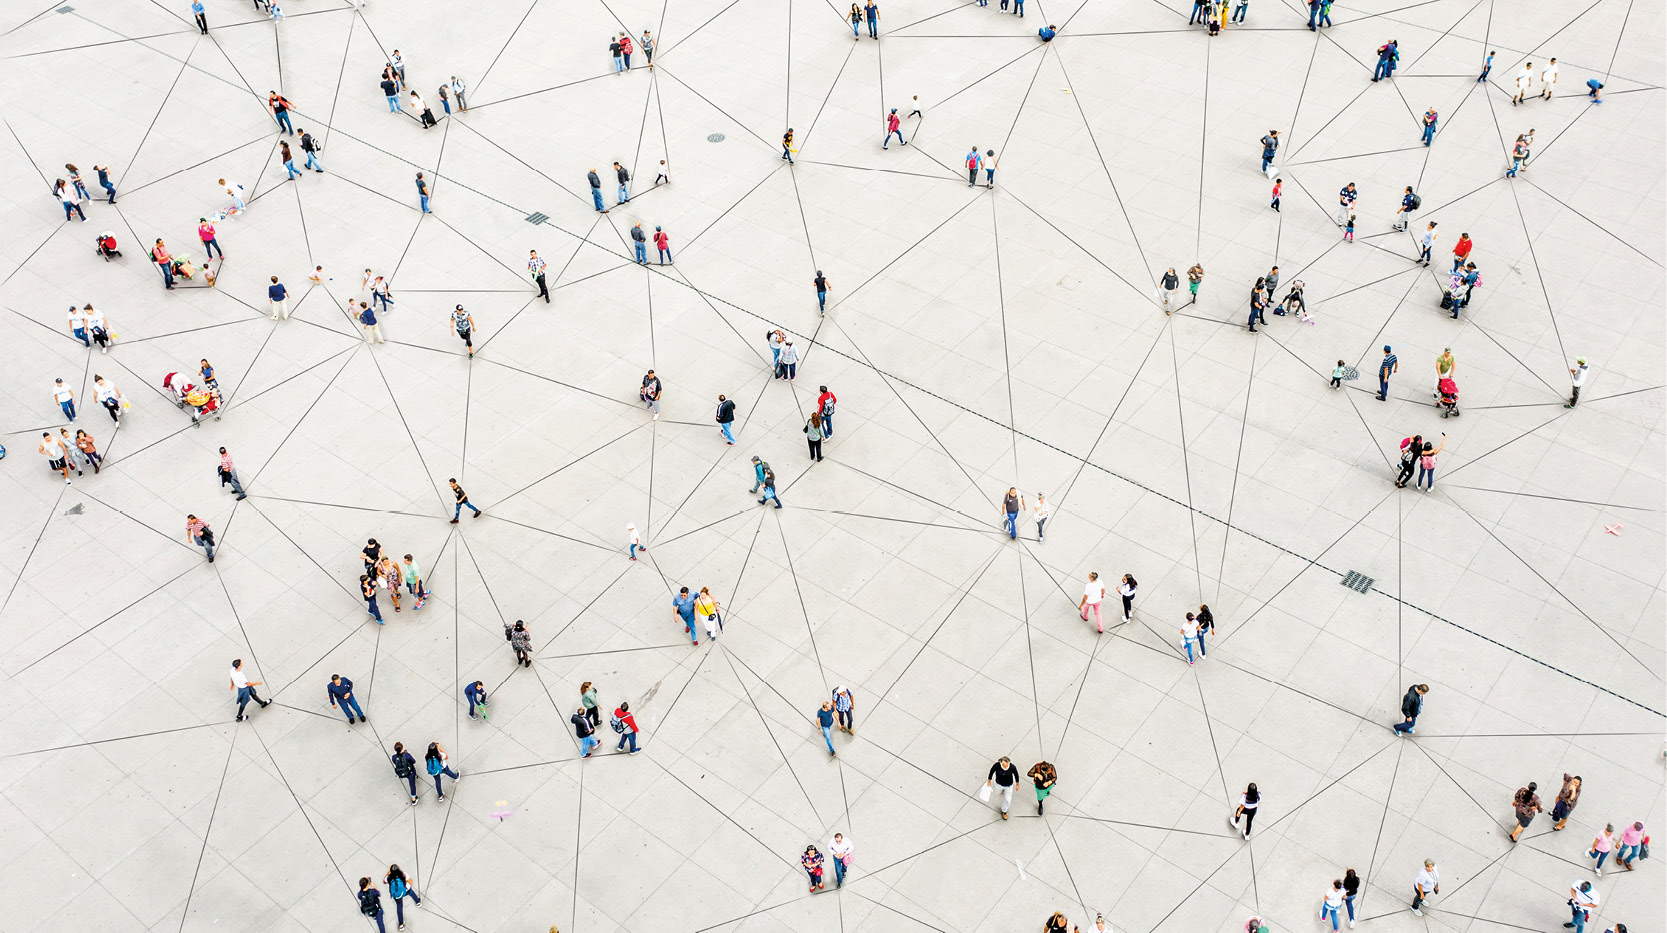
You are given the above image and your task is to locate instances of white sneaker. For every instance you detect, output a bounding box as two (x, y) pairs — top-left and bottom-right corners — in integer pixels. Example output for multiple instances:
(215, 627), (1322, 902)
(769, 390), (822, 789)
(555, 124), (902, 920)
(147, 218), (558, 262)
(1595, 866), (1602, 876)
(1410, 908), (1422, 916)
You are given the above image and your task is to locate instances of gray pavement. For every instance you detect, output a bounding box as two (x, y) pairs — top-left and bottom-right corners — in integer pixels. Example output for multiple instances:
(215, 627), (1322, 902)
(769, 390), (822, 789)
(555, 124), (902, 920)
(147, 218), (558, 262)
(0, 0), (1662, 931)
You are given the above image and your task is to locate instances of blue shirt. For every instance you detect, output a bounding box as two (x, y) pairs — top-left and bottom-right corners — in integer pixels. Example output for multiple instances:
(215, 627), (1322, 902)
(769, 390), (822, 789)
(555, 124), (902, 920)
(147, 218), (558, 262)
(327, 678), (354, 705)
(465, 682), (486, 702)
(416, 177), (429, 195)
(1401, 193), (1416, 210)
(360, 305), (378, 325)
(192, 1), (203, 12)
(865, 4), (877, 18)
(1338, 186), (1355, 204)
(817, 707), (835, 728)
(1379, 354), (1398, 377)
(268, 283), (287, 301)
(673, 593), (696, 621)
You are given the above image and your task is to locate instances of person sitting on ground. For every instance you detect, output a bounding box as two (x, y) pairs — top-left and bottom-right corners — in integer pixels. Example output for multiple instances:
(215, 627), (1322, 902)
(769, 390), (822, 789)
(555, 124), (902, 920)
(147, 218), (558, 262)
(1038, 24), (1056, 40)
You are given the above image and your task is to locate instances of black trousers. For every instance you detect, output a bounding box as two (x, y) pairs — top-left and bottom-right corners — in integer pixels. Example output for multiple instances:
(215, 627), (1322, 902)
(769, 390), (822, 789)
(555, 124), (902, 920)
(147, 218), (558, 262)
(1396, 458), (1416, 485)
(196, 12), (208, 32)
(534, 273), (548, 301)
(808, 438), (822, 459)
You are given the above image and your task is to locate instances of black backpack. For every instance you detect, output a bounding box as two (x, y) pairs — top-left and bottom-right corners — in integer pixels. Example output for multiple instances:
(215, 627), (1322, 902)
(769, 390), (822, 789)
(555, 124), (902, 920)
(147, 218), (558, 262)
(359, 891), (380, 916)
(1407, 193), (1422, 210)
(392, 753), (413, 778)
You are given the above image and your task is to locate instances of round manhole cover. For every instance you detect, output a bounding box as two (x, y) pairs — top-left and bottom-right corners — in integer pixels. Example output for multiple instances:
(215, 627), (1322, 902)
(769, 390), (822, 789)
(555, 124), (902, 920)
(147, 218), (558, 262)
(707, 133), (725, 142)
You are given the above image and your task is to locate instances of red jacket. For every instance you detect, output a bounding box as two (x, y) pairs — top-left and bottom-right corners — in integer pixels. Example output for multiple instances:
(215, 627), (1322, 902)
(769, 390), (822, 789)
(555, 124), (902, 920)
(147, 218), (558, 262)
(614, 706), (638, 733)
(1453, 238), (1472, 259)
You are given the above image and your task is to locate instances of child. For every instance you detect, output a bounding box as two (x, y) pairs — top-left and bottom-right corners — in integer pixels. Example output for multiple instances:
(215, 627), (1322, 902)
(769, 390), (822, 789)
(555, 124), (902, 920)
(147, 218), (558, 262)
(1331, 360), (1345, 389)
(1270, 178), (1281, 211)
(308, 265), (323, 285)
(654, 160), (668, 185)
(1344, 214), (1355, 242)
(1207, 13), (1220, 35)
(1478, 50), (1494, 82)
(627, 523), (644, 560)
(1586, 78), (1603, 103)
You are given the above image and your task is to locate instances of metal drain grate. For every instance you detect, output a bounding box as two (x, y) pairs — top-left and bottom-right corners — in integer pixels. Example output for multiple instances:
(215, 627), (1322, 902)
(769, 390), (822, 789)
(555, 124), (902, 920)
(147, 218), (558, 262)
(707, 133), (725, 143)
(56, 5), (74, 12)
(524, 212), (548, 224)
(1341, 571), (1374, 593)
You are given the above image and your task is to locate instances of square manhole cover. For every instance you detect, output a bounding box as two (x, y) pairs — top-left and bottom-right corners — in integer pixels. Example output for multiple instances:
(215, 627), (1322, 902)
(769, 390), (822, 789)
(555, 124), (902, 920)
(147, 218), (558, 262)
(1341, 570), (1374, 593)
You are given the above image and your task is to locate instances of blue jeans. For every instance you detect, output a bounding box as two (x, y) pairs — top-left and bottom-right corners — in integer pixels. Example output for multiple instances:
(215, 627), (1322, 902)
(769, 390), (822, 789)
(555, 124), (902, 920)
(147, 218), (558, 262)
(1318, 10), (1330, 24)
(159, 262), (175, 287)
(275, 110), (293, 133)
(1570, 903), (1588, 933)
(634, 242), (647, 263)
(822, 412), (833, 436)
(1417, 465), (1434, 489)
(1377, 376), (1389, 399)
(867, 16), (877, 35)
(337, 695), (364, 722)
(73, 180), (91, 200)
(192, 533), (213, 559)
(1421, 124), (1435, 145)
(387, 95), (400, 112)
(1197, 630), (1207, 656)
(1307, 6), (1318, 26)
(833, 857), (848, 885)
(680, 613), (698, 642)
(1478, 66), (1490, 81)
(305, 150), (322, 171)
(441, 98), (451, 114)
(852, 19), (860, 34)
(884, 130), (905, 147)
(285, 160), (301, 179)
(618, 184), (629, 204)
(1617, 842), (1639, 863)
(783, 145), (794, 163)
(1393, 716), (1416, 733)
(759, 485), (780, 507)
(629, 543), (640, 559)
(1004, 511), (1018, 538)
(100, 181), (116, 202)
(720, 422), (735, 444)
(1012, 0), (1022, 14)
(617, 731), (638, 752)
(1232, 2), (1246, 20)
(59, 399), (76, 420)
(367, 596), (383, 622)
(203, 237), (223, 259)
(420, 194), (430, 213)
(816, 290), (826, 310)
(223, 469), (245, 496)
(1184, 637), (1196, 662)
(1344, 895), (1355, 921)
(1320, 903), (1339, 931)
(658, 248), (671, 264)
(391, 891), (419, 925)
(821, 724), (835, 753)
(613, 55), (624, 72)
(64, 201), (86, 221)
(580, 734), (598, 756)
(592, 188), (605, 211)
(236, 686), (255, 716)
(1189, 3), (1206, 22)
(1261, 154), (1273, 172)
(1373, 60), (1389, 80)
(454, 500), (482, 519)
(73, 326), (89, 347)
(468, 694), (487, 717)
(432, 765), (458, 794)
(1590, 848), (1609, 869)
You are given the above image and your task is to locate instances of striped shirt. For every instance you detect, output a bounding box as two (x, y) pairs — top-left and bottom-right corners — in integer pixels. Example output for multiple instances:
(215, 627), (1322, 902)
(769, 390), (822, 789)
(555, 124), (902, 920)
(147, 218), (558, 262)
(1379, 353), (1398, 376)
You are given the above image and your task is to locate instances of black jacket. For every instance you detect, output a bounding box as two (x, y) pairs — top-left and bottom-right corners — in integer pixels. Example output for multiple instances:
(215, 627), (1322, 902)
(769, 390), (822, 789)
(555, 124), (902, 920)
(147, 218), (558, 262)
(616, 166), (630, 184)
(571, 711), (595, 738)
(587, 171), (601, 189)
(1401, 687), (1423, 718)
(391, 750), (417, 778)
(631, 226), (646, 243)
(716, 399), (735, 423)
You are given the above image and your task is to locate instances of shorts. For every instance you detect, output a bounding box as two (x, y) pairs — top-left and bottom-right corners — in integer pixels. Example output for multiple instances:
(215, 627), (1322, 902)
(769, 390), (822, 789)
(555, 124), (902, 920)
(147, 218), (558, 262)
(457, 329), (472, 346)
(48, 458), (66, 470)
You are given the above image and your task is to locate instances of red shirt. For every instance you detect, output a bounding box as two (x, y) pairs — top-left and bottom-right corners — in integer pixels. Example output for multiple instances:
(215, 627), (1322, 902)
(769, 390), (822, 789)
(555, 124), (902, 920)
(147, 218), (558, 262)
(817, 390), (837, 413)
(620, 36), (633, 54)
(654, 230), (669, 249)
(1453, 238), (1472, 259)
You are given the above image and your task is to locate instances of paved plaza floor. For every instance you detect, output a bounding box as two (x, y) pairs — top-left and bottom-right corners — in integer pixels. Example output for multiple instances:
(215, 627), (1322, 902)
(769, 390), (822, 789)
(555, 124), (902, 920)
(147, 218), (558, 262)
(0, 0), (1662, 930)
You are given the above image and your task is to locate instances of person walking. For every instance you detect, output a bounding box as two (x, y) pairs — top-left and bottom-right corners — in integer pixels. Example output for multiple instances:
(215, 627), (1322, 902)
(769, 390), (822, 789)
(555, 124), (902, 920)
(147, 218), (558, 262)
(1392, 185), (1418, 231)
(1420, 107), (1438, 145)
(1551, 773), (1581, 830)
(357, 878), (389, 933)
(92, 375), (123, 421)
(52, 377), (77, 422)
(528, 249), (549, 301)
(802, 845), (826, 892)
(1589, 823), (1617, 875)
(425, 742), (460, 799)
(613, 702), (641, 753)
(828, 833), (854, 887)
(1181, 611), (1201, 664)
(1187, 262), (1204, 304)
(56, 178), (87, 222)
(1195, 603), (1214, 652)
(1342, 868), (1361, 928)
(376, 555), (404, 613)
(673, 588), (700, 645)
(385, 865), (420, 928)
(391, 742), (420, 803)
(813, 271), (829, 312)
(452, 304), (475, 358)
(1567, 880), (1598, 932)
(778, 341), (799, 380)
(1432, 346), (1455, 395)
(631, 222), (648, 264)
(1394, 683), (1428, 732)
(357, 301), (384, 343)
(694, 587), (723, 640)
(74, 430), (101, 474)
(68, 304), (90, 347)
(864, 0), (879, 37)
(883, 109), (906, 148)
(1415, 434), (1445, 491)
(1509, 781), (1542, 842)
(1033, 493), (1050, 540)
(1376, 345), (1398, 400)
(1478, 49), (1494, 82)
(1079, 571), (1105, 633)
(1540, 58), (1559, 99)
(627, 522), (645, 560)
(816, 701), (837, 755)
(1336, 182), (1357, 225)
(641, 30), (656, 67)
(1616, 820), (1646, 869)
(999, 487), (1026, 539)
(1320, 880), (1345, 932)
(93, 164), (115, 203)
(1233, 0), (1248, 22)
(410, 90), (437, 128)
(1159, 267), (1180, 314)
(192, 0), (208, 32)
(268, 90), (295, 134)
(328, 674), (367, 724)
(757, 461), (782, 508)
(1394, 434), (1423, 488)
(267, 276), (289, 319)
(749, 455), (770, 495)
(415, 172), (431, 212)
(653, 226), (671, 264)
(832, 685), (855, 734)
(228, 658), (270, 721)
(465, 680), (488, 720)
(984, 149), (998, 188)
(186, 514), (214, 560)
(609, 35), (624, 72)
(1513, 63), (1534, 104)
(1410, 859), (1438, 916)
(381, 73), (401, 111)
(40, 432), (73, 485)
(768, 328), (786, 368)
(1451, 232), (1472, 272)
(1232, 782), (1259, 839)
(1259, 130), (1279, 175)
(782, 128), (795, 163)
(581, 682), (601, 727)
(804, 412), (825, 461)
(716, 394), (737, 445)
(986, 756), (1020, 819)
(504, 619), (533, 667)
(58, 427), (87, 477)
(1118, 573), (1138, 621)
(1027, 760), (1056, 815)
(218, 447), (247, 499)
(449, 478), (482, 521)
(1418, 221), (1438, 266)
(198, 217), (224, 260)
(1566, 357), (1588, 408)
(966, 147), (982, 186)
(572, 705), (599, 757)
(641, 369), (661, 419)
(1372, 40), (1398, 81)
(614, 162), (631, 204)
(1270, 177), (1281, 211)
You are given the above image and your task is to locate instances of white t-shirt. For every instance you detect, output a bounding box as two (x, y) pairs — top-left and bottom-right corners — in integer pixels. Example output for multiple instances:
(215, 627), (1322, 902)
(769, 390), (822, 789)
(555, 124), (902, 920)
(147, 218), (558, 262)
(828, 837), (854, 860)
(52, 382), (74, 402)
(1118, 582), (1136, 599)
(1571, 364), (1588, 387)
(1516, 68), (1532, 88)
(86, 308), (107, 330)
(1542, 63), (1558, 84)
(94, 381), (118, 402)
(410, 93), (427, 109)
(1034, 502), (1051, 521)
(1571, 883), (1598, 913)
(41, 436), (65, 459)
(1415, 867), (1439, 891)
(230, 666), (249, 689)
(68, 308), (85, 329)
(1182, 617), (1200, 640)
(1238, 792), (1258, 811)
(1083, 579), (1104, 603)
(1323, 886), (1345, 909)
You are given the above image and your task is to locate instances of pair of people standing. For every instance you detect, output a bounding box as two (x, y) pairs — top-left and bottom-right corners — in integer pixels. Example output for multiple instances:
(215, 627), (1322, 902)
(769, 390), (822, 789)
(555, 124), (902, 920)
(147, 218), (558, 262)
(983, 756), (1056, 818)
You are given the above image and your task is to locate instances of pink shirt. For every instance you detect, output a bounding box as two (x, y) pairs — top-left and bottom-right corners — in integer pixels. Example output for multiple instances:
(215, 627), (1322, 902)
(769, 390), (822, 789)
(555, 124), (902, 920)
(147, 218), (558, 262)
(1620, 823), (1644, 845)
(199, 223), (216, 242)
(1592, 831), (1615, 852)
(221, 452), (235, 471)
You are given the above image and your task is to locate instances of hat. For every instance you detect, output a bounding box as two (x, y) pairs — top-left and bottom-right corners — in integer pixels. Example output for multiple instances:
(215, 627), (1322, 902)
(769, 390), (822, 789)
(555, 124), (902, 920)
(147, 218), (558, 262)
(655, 225), (661, 231)
(1576, 357), (1587, 364)
(890, 108), (897, 112)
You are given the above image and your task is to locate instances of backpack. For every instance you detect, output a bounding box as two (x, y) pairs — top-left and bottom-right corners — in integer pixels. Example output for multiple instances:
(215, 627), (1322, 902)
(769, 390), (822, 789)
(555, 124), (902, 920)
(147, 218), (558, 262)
(359, 891), (380, 916)
(392, 753), (413, 778)
(610, 713), (626, 733)
(821, 397), (835, 416)
(1407, 193), (1422, 210)
(389, 877), (408, 899)
(425, 755), (442, 776)
(1420, 453), (1436, 470)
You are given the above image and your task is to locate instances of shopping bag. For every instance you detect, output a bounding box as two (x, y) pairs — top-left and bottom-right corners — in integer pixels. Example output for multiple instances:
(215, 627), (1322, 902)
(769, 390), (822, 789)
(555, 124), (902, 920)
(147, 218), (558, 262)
(978, 783), (992, 803)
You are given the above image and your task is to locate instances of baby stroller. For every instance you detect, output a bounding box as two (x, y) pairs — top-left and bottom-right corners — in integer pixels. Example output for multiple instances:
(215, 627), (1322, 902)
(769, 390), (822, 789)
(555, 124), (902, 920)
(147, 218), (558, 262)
(95, 232), (122, 261)
(185, 386), (221, 426)
(1437, 377), (1459, 417)
(162, 371), (194, 408)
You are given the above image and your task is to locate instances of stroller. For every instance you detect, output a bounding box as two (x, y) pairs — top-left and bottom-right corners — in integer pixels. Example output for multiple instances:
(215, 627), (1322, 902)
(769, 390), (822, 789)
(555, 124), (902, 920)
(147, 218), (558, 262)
(162, 371), (195, 408)
(184, 386), (221, 426)
(95, 232), (122, 261)
(1437, 377), (1460, 417)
